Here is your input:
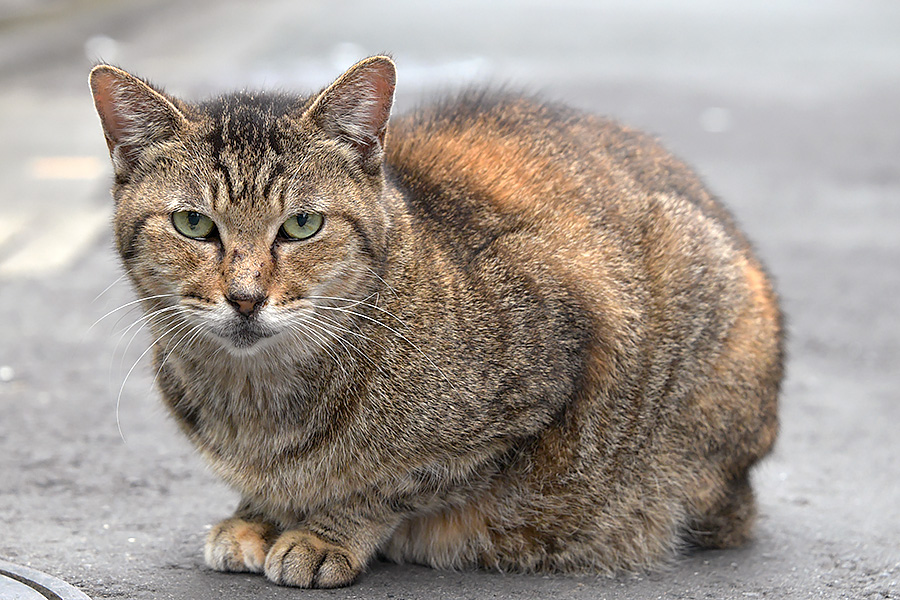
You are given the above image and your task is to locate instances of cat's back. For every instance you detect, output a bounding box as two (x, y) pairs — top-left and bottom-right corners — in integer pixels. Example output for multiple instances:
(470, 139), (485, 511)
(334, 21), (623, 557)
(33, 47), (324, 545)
(385, 92), (781, 413)
(385, 92), (769, 318)
(382, 91), (781, 564)
(385, 92), (747, 258)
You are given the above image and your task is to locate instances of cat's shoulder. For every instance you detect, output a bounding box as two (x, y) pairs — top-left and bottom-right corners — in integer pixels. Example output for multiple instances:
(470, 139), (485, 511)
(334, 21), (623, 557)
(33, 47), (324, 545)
(389, 89), (599, 138)
(386, 90), (619, 179)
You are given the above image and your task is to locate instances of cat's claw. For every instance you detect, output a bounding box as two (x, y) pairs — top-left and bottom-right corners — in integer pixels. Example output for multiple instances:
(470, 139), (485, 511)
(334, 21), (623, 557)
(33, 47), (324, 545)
(204, 518), (274, 574)
(264, 530), (361, 588)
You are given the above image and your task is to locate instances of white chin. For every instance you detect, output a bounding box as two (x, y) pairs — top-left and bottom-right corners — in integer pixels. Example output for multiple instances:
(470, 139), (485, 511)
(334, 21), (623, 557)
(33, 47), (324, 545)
(216, 326), (281, 356)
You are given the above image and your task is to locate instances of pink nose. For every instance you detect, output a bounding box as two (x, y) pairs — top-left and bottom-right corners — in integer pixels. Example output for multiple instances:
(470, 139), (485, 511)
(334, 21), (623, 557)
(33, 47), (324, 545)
(226, 294), (266, 317)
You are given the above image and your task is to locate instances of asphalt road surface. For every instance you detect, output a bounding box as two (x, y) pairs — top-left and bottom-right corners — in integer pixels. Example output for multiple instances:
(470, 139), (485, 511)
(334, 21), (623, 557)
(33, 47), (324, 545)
(1, 1), (898, 598)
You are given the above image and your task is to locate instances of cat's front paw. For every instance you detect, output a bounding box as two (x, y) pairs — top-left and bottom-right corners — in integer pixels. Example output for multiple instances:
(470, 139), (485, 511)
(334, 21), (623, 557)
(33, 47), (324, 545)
(264, 530), (362, 588)
(204, 517), (276, 573)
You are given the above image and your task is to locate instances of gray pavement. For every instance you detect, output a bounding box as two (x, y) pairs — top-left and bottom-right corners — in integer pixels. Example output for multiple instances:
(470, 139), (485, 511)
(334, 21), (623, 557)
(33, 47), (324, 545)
(1, 1), (899, 598)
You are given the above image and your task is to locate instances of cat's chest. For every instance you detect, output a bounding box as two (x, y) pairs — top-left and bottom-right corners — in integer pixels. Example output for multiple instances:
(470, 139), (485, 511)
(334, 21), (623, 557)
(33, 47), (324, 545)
(167, 356), (368, 499)
(194, 366), (313, 436)
(167, 354), (313, 447)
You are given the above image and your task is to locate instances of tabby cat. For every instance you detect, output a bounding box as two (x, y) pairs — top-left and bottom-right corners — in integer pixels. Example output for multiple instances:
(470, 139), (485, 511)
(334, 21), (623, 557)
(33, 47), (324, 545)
(89, 56), (782, 588)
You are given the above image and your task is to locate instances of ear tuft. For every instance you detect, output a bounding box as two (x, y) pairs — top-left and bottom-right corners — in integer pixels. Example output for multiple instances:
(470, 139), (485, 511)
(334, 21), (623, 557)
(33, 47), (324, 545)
(303, 56), (396, 173)
(89, 65), (186, 176)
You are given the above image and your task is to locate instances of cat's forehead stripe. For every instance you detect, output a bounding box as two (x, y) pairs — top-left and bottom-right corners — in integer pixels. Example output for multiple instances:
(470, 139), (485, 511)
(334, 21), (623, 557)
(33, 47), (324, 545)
(261, 162), (288, 214)
(199, 93), (304, 215)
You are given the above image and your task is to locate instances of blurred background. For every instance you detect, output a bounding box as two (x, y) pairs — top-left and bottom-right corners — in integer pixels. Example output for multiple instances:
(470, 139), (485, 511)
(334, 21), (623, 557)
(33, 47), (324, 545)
(0, 1), (898, 599)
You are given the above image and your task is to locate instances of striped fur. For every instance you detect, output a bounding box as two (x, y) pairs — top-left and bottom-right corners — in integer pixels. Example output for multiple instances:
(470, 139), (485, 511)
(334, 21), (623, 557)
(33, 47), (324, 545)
(90, 56), (782, 588)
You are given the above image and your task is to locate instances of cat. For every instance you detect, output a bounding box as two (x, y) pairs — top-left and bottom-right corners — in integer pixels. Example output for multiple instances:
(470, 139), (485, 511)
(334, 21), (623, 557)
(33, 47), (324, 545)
(89, 55), (782, 589)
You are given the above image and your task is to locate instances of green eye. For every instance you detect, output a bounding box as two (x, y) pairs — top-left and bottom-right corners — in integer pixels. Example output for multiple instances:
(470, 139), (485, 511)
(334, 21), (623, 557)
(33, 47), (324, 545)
(172, 211), (216, 239)
(280, 212), (324, 240)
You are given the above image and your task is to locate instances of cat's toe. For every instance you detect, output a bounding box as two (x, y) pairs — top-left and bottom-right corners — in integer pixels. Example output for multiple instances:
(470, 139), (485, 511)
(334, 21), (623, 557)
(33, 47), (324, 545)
(204, 517), (275, 573)
(264, 531), (361, 588)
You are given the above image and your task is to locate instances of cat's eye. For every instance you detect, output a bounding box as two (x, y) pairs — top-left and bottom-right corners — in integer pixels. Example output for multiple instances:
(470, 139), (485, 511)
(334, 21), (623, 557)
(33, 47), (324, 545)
(172, 210), (216, 240)
(279, 212), (324, 241)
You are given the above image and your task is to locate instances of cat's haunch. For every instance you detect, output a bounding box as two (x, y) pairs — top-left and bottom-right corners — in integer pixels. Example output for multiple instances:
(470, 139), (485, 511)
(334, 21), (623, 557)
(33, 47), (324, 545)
(90, 56), (782, 588)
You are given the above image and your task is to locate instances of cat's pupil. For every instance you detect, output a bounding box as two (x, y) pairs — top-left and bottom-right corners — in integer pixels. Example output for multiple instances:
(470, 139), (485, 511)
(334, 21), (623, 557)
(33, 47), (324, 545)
(188, 212), (201, 229)
(296, 214), (308, 227)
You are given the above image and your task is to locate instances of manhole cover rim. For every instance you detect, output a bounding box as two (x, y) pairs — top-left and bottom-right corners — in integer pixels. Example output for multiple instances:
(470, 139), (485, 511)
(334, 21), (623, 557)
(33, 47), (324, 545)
(0, 559), (91, 600)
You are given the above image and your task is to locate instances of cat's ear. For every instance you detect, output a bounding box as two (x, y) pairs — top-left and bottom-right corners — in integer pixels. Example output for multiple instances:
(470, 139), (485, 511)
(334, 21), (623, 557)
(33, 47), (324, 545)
(302, 55), (396, 174)
(89, 65), (187, 177)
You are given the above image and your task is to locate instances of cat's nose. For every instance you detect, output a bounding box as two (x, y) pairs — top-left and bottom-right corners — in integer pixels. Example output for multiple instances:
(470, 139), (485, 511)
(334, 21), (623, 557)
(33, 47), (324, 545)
(226, 293), (267, 317)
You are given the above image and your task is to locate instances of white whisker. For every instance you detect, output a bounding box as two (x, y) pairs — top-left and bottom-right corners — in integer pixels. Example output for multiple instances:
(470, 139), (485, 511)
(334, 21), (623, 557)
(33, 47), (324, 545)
(91, 293), (178, 331)
(111, 305), (145, 333)
(363, 265), (399, 298)
(116, 305), (182, 350)
(297, 315), (377, 369)
(109, 306), (182, 388)
(153, 323), (206, 385)
(92, 272), (130, 304)
(313, 310), (391, 357)
(313, 303), (461, 398)
(288, 324), (342, 369)
(115, 317), (190, 444)
(115, 306), (183, 376)
(305, 294), (410, 330)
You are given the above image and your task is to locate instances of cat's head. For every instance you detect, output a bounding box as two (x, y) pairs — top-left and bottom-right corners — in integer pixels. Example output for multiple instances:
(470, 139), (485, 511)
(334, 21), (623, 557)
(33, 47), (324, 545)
(90, 57), (396, 354)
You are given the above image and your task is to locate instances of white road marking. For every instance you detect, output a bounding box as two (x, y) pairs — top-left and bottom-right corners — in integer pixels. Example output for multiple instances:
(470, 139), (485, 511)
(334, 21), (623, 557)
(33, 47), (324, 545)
(28, 156), (106, 180)
(0, 206), (112, 279)
(0, 214), (26, 248)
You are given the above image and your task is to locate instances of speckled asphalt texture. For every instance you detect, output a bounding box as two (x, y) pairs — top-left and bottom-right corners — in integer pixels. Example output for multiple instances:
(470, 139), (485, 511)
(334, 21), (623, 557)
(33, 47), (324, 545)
(1, 1), (898, 598)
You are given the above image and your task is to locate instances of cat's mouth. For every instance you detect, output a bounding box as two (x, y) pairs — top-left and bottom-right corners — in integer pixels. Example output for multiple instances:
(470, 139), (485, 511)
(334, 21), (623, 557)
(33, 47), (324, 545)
(182, 296), (285, 354)
(215, 314), (280, 352)
(229, 325), (272, 349)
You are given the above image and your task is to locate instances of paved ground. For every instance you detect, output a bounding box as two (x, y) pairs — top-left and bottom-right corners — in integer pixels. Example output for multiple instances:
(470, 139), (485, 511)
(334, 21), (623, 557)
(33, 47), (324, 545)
(1, 1), (898, 598)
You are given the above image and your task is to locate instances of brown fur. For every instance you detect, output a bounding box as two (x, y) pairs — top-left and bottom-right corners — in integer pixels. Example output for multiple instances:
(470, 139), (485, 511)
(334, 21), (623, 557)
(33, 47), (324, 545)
(89, 56), (782, 588)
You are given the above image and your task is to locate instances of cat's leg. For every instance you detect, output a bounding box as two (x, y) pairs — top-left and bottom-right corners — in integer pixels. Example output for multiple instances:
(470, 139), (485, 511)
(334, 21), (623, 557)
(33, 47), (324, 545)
(205, 517), (277, 573)
(263, 504), (401, 588)
(204, 500), (279, 574)
(687, 471), (757, 549)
